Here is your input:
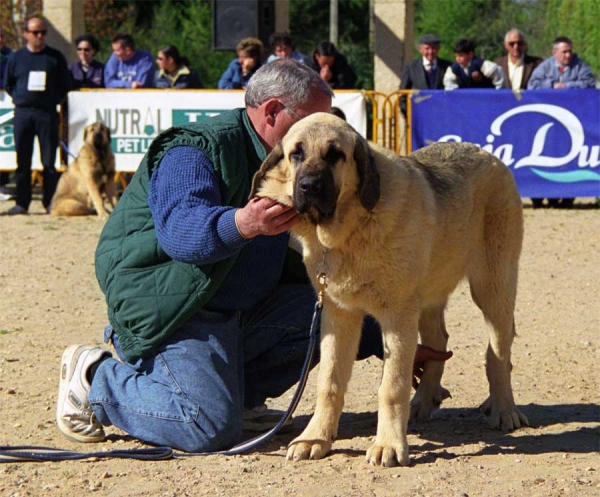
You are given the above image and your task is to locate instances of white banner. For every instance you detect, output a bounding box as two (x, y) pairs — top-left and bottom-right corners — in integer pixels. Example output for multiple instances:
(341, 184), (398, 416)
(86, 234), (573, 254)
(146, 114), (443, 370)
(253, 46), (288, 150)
(0, 91), (57, 171)
(68, 90), (367, 172)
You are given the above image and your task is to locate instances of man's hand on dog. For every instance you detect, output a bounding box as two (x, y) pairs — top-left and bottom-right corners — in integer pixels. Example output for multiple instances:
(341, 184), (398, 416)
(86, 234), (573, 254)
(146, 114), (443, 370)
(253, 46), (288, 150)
(413, 345), (453, 393)
(235, 197), (299, 239)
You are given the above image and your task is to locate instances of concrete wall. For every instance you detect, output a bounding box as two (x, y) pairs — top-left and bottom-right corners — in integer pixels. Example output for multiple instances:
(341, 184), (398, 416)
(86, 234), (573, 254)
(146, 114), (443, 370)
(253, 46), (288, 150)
(373, 0), (414, 94)
(43, 0), (85, 62)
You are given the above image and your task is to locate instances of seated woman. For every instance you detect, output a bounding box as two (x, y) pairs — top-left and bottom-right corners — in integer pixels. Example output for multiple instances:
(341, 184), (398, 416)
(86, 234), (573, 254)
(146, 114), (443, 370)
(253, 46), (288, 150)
(306, 41), (357, 89)
(69, 34), (104, 89)
(154, 45), (203, 89)
(218, 37), (263, 89)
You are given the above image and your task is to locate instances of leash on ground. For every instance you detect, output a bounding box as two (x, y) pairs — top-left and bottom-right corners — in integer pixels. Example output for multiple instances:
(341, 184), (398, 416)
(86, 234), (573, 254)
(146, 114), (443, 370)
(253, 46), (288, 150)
(0, 299), (323, 463)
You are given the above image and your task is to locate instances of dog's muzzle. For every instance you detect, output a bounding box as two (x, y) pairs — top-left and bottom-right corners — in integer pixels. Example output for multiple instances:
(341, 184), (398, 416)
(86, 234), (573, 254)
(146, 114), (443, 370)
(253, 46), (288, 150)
(293, 170), (337, 219)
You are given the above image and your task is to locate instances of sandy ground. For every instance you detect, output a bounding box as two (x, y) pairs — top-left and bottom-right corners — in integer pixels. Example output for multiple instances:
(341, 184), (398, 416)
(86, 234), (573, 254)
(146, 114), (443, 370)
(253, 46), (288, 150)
(0, 195), (598, 497)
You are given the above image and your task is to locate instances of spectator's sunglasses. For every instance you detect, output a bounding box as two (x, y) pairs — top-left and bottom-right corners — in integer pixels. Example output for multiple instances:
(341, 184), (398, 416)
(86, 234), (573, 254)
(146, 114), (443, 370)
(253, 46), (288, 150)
(508, 41), (525, 47)
(27, 29), (47, 36)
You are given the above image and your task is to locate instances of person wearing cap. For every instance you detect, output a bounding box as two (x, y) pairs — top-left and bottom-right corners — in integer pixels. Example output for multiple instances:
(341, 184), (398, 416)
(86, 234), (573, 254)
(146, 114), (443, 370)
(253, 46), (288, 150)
(399, 34), (451, 115)
(494, 29), (542, 90)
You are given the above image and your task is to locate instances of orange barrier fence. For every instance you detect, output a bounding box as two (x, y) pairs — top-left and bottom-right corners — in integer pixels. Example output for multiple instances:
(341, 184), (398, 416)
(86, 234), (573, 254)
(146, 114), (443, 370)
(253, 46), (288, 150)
(363, 90), (413, 155)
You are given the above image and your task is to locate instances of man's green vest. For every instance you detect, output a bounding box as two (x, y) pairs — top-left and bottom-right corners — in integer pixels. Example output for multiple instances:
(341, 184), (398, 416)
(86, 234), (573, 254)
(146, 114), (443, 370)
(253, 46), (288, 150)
(95, 109), (266, 363)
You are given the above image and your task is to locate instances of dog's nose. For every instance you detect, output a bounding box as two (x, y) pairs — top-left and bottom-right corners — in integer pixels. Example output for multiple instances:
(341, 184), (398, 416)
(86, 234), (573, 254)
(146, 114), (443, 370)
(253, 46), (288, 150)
(299, 175), (324, 196)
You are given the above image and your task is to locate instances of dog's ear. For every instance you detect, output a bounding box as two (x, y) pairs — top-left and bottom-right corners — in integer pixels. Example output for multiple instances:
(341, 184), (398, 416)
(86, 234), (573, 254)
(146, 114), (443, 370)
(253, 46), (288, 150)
(249, 141), (284, 199)
(353, 135), (380, 211)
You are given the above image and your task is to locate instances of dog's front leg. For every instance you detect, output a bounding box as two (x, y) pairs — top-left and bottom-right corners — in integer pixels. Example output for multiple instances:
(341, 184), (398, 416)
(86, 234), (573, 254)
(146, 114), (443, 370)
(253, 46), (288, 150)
(366, 309), (418, 467)
(287, 304), (364, 462)
(84, 176), (109, 219)
(104, 179), (118, 210)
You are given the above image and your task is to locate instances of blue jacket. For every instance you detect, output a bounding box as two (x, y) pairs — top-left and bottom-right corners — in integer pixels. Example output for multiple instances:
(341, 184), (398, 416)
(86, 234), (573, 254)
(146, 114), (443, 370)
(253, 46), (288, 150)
(104, 50), (155, 88)
(527, 54), (595, 89)
(218, 59), (261, 89)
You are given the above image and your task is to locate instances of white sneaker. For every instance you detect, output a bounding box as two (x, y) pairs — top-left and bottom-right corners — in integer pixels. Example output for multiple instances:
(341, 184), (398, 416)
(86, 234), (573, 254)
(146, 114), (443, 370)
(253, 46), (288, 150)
(56, 345), (112, 443)
(243, 403), (294, 433)
(6, 205), (27, 215)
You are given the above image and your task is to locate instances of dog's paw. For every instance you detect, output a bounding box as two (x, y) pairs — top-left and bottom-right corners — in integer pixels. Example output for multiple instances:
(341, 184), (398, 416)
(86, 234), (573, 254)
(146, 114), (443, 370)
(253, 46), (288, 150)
(480, 396), (529, 431)
(366, 441), (409, 467)
(286, 438), (332, 461)
(410, 384), (451, 422)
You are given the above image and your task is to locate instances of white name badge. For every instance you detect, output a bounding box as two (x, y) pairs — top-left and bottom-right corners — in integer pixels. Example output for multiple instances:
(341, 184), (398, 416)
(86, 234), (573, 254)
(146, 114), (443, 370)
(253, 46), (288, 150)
(28, 71), (47, 91)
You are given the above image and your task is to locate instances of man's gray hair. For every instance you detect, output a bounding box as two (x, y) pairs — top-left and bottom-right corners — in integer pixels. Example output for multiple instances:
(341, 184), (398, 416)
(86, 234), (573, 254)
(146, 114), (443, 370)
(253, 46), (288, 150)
(245, 59), (334, 109)
(504, 29), (526, 44)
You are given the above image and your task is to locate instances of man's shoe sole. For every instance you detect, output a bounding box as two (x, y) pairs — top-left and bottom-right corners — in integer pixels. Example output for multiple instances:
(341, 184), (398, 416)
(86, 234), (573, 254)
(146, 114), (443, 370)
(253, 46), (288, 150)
(56, 345), (107, 443)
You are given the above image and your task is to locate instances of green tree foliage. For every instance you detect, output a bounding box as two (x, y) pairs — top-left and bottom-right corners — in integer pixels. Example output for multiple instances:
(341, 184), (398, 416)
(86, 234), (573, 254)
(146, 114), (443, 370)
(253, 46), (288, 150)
(0, 0), (43, 49)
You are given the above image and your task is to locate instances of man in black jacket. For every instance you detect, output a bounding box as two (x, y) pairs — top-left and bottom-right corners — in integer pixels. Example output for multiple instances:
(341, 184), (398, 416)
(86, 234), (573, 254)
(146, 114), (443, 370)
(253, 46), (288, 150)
(3, 16), (70, 215)
(399, 34), (451, 116)
(306, 41), (357, 89)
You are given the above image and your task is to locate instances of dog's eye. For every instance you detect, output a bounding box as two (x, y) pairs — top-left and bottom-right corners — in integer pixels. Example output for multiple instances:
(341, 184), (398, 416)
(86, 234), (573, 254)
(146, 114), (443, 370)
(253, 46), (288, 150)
(324, 146), (345, 165)
(290, 144), (304, 163)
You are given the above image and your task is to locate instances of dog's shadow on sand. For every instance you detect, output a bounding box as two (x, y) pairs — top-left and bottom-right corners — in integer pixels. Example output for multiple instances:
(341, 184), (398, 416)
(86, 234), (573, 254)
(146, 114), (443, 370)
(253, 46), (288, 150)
(268, 402), (599, 463)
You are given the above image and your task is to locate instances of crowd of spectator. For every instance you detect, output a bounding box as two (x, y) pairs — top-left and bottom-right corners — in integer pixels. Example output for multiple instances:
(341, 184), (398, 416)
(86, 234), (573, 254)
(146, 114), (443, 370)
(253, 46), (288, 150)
(0, 19), (597, 213)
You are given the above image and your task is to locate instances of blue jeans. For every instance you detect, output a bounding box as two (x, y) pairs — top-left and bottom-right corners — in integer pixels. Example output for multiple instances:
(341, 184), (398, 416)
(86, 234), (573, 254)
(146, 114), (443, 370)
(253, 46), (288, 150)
(89, 284), (382, 452)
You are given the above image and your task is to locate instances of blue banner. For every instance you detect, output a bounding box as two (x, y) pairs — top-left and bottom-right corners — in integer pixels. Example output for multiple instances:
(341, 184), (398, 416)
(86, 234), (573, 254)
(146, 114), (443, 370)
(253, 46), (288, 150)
(410, 89), (600, 198)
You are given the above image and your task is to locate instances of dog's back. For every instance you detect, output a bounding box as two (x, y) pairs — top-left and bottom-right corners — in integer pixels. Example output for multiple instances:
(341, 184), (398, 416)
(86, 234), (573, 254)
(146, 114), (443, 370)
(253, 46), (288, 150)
(377, 142), (523, 306)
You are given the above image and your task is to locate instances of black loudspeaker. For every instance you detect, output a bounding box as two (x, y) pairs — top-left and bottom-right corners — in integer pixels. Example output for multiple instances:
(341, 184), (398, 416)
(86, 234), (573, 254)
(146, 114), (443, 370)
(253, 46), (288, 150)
(213, 0), (275, 51)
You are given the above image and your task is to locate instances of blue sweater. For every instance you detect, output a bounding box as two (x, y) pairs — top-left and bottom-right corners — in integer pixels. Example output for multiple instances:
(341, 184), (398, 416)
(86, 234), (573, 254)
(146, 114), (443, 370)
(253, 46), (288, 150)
(104, 50), (155, 88)
(148, 146), (290, 311)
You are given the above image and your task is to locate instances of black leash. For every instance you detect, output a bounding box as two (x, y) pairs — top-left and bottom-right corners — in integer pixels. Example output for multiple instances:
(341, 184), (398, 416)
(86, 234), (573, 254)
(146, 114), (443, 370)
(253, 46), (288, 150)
(0, 300), (323, 463)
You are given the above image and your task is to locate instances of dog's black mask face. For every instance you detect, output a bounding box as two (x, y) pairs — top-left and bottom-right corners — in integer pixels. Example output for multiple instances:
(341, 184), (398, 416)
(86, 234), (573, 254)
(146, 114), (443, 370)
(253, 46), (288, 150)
(92, 124), (109, 150)
(292, 141), (341, 221)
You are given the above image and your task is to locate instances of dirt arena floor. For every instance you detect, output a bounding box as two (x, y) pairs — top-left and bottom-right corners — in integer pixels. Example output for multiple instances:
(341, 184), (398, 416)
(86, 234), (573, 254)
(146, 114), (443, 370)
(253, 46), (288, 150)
(0, 196), (598, 497)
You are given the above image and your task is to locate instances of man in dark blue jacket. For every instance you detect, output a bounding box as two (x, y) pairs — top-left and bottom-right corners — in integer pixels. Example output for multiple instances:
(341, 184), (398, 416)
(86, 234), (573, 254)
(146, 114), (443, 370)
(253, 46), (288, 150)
(3, 16), (70, 215)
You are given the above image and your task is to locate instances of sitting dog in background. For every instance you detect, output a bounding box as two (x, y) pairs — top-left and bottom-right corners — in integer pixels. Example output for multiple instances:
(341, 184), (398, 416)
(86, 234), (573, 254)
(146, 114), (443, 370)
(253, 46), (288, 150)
(50, 122), (117, 220)
(251, 113), (527, 467)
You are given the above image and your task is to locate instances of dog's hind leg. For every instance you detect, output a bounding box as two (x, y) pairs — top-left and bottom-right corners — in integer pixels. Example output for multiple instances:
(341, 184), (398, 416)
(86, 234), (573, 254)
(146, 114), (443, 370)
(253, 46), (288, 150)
(410, 305), (452, 422)
(50, 198), (91, 217)
(468, 209), (528, 431)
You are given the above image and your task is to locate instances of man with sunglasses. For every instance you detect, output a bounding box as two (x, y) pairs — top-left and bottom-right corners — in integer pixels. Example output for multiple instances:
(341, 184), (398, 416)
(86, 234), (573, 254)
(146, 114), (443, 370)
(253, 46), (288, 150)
(494, 29), (542, 90)
(3, 16), (69, 215)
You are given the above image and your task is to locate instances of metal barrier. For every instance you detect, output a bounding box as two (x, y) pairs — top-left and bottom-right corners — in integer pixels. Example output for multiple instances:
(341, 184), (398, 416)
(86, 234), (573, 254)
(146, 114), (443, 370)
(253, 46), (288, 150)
(363, 90), (413, 155)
